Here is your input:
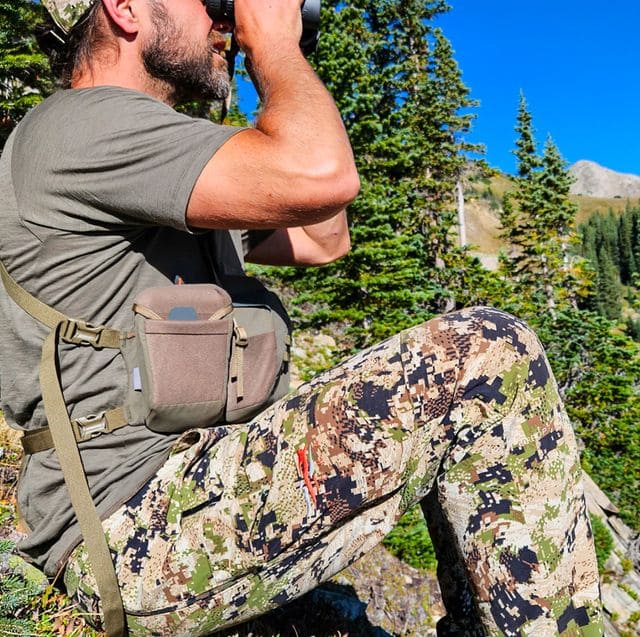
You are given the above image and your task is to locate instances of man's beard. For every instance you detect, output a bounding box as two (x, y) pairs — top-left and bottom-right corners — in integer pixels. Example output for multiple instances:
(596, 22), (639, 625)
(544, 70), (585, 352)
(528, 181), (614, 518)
(142, 2), (230, 103)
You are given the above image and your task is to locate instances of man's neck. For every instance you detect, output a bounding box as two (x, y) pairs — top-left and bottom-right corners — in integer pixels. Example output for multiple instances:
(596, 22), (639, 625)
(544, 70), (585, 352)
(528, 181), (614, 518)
(71, 57), (176, 105)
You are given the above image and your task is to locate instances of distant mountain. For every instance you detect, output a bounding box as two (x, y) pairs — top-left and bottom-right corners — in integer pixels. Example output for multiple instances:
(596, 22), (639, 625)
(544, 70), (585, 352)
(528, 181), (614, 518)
(569, 160), (640, 198)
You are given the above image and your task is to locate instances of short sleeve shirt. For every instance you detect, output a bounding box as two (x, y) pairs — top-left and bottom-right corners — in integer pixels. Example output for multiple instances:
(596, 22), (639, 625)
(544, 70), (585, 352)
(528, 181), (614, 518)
(0, 87), (245, 574)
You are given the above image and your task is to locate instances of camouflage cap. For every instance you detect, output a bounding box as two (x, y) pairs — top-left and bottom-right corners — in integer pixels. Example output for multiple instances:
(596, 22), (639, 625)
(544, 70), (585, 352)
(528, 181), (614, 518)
(42, 0), (97, 33)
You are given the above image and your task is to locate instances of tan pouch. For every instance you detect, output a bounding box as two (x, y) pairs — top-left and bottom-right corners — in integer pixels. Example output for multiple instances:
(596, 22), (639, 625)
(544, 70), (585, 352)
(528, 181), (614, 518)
(223, 275), (292, 423)
(132, 284), (234, 433)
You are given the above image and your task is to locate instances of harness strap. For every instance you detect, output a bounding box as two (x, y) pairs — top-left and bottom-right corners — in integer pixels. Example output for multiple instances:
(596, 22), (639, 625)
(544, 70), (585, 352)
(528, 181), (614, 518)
(0, 261), (122, 347)
(41, 321), (127, 637)
(0, 259), (128, 636)
(21, 407), (129, 455)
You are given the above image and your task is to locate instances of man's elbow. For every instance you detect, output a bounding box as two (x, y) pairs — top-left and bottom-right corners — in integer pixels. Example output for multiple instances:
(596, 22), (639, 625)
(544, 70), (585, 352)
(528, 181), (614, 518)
(337, 164), (361, 208)
(304, 230), (351, 266)
(308, 160), (360, 213)
(331, 164), (361, 210)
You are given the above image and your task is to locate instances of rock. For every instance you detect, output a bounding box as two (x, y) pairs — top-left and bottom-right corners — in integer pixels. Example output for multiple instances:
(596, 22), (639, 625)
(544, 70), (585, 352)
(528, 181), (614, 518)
(290, 330), (339, 387)
(215, 545), (442, 637)
(569, 160), (640, 198)
(583, 471), (640, 636)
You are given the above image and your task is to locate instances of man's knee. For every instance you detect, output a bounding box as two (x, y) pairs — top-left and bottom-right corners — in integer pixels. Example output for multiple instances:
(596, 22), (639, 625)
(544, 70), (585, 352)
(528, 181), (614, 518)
(407, 306), (545, 362)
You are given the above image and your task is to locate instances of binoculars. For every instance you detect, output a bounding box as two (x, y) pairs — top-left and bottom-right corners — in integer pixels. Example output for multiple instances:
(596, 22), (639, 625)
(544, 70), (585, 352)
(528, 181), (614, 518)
(205, 0), (321, 55)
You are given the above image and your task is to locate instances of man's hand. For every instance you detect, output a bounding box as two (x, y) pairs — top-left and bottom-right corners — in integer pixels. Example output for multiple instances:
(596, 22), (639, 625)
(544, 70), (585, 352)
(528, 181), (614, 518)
(187, 0), (359, 265)
(233, 0), (303, 65)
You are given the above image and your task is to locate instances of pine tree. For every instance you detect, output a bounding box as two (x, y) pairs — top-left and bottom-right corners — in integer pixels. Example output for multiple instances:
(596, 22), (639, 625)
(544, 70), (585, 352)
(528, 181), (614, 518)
(271, 0), (501, 350)
(500, 97), (587, 316)
(0, 1), (54, 148)
(618, 205), (637, 285)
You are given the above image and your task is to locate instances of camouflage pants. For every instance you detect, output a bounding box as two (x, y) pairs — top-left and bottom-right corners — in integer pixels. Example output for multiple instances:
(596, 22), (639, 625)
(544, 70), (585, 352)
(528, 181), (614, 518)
(64, 307), (604, 636)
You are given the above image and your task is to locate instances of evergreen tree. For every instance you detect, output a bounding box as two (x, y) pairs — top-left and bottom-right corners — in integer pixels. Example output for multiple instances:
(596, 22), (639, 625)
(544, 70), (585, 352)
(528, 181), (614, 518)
(271, 0), (502, 350)
(0, 1), (54, 148)
(618, 204), (637, 285)
(593, 245), (622, 320)
(632, 206), (640, 272)
(500, 97), (587, 316)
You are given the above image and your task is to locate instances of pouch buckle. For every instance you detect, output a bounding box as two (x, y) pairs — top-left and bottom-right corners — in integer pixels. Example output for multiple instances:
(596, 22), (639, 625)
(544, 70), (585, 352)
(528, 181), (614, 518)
(61, 319), (105, 348)
(233, 320), (249, 347)
(73, 412), (109, 441)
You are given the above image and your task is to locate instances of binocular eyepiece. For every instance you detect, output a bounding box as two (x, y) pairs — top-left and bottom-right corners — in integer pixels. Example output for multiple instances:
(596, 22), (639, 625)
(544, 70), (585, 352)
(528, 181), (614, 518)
(205, 0), (321, 55)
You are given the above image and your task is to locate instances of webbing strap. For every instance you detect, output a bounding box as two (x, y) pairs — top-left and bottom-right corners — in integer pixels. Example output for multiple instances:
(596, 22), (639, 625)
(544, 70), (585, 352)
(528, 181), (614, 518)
(0, 260), (122, 348)
(41, 322), (127, 637)
(21, 407), (129, 455)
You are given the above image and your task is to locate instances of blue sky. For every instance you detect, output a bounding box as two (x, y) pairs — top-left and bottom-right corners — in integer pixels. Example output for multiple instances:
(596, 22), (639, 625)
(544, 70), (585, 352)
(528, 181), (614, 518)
(436, 1), (640, 175)
(238, 2), (640, 176)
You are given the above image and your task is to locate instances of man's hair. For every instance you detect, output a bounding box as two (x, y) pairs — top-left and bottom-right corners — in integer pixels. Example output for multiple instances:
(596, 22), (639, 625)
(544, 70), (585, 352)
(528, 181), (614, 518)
(36, 3), (109, 88)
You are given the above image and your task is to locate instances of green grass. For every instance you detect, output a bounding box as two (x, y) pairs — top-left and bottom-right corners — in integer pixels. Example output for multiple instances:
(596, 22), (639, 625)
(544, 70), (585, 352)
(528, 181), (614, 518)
(382, 505), (437, 572)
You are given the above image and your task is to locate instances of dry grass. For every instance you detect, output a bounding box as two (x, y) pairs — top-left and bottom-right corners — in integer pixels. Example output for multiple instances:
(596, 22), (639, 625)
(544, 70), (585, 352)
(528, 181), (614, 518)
(0, 418), (22, 536)
(462, 173), (639, 262)
(573, 195), (640, 224)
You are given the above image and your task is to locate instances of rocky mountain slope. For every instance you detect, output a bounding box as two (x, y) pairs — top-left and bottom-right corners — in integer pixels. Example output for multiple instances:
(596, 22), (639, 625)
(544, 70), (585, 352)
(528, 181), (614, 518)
(463, 162), (640, 268)
(569, 160), (640, 199)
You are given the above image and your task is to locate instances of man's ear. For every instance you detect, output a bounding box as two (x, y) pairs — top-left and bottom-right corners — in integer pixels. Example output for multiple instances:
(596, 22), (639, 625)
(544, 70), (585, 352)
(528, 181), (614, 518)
(101, 0), (142, 35)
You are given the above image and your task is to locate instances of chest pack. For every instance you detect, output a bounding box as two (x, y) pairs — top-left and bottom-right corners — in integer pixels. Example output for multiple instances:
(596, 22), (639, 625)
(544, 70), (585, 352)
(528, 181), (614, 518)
(0, 259), (291, 636)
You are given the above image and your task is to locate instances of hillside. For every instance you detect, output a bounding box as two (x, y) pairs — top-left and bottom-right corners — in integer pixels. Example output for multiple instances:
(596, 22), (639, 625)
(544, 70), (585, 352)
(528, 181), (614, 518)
(570, 160), (640, 199)
(464, 164), (640, 266)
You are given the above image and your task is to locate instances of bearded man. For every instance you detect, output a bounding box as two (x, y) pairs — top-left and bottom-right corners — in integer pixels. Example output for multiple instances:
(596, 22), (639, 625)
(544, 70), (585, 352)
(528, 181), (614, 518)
(0, 1), (604, 636)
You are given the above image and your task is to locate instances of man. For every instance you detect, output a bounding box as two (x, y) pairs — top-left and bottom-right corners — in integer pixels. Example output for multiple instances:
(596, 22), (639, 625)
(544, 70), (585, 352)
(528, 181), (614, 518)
(0, 0), (604, 635)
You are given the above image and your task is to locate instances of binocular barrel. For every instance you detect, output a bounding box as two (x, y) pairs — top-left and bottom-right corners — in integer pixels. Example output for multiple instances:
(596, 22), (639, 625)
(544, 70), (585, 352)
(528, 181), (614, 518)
(205, 0), (321, 55)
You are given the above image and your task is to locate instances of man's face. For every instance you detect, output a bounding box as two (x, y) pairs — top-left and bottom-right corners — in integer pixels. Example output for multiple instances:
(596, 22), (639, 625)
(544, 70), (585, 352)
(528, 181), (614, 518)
(141, 0), (231, 102)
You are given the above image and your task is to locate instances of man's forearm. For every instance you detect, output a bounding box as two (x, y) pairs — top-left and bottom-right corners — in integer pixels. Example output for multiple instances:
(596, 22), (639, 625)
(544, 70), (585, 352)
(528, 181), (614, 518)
(249, 46), (354, 184)
(246, 210), (351, 266)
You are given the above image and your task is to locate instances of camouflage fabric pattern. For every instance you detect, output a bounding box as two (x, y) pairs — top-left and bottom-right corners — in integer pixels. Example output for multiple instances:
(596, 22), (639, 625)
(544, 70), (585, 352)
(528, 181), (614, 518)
(42, 0), (96, 33)
(64, 307), (604, 636)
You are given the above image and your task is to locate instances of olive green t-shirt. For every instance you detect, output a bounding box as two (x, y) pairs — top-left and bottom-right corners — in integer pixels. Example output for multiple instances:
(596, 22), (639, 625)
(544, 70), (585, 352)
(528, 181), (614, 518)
(0, 87), (246, 575)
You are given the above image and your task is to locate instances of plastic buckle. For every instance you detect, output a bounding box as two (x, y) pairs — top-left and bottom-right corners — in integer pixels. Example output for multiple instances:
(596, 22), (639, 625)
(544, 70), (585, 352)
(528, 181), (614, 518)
(73, 412), (109, 441)
(61, 319), (104, 348)
(233, 320), (249, 347)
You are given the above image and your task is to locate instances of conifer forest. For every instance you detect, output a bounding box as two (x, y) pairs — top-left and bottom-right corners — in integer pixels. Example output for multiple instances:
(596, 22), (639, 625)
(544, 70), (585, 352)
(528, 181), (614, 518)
(0, 0), (639, 634)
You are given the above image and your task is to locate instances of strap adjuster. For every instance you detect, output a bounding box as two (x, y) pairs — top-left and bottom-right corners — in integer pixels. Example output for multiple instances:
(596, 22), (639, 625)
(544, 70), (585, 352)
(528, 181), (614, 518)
(61, 319), (105, 348)
(72, 412), (109, 441)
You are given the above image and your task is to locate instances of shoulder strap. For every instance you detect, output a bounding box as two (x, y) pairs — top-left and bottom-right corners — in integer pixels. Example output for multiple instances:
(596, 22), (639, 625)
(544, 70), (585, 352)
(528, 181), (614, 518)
(41, 323), (127, 636)
(0, 259), (128, 636)
(0, 260), (122, 348)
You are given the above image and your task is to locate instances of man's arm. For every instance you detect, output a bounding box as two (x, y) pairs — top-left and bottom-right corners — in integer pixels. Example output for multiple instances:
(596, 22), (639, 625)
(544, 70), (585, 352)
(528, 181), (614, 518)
(187, 0), (359, 265)
(245, 210), (351, 266)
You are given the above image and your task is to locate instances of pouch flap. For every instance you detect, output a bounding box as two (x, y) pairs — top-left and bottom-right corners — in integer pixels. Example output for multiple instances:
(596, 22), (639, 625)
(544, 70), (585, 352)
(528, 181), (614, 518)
(133, 284), (232, 320)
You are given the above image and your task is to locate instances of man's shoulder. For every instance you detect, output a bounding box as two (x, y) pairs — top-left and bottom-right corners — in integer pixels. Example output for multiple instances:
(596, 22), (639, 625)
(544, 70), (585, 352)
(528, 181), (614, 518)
(13, 86), (221, 175)
(23, 86), (185, 130)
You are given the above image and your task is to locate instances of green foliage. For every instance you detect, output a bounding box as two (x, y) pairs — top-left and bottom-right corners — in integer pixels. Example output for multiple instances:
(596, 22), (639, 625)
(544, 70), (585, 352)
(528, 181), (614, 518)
(578, 205), (640, 320)
(500, 97), (588, 316)
(0, 540), (45, 631)
(589, 514), (613, 573)
(625, 316), (640, 342)
(0, 538), (102, 636)
(382, 505), (437, 572)
(270, 0), (493, 351)
(0, 0), (55, 148)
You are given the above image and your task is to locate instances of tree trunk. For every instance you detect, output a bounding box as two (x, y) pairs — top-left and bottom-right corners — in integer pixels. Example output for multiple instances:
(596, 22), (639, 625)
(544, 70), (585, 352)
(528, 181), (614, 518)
(456, 180), (466, 248)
